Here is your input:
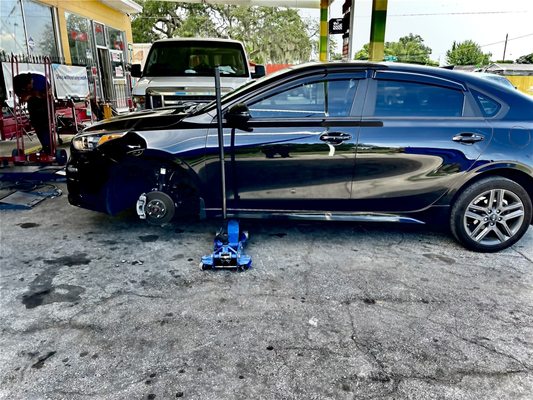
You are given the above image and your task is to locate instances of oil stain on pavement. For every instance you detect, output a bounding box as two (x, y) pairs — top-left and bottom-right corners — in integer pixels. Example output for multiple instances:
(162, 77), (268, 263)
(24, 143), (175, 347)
(21, 253), (91, 309)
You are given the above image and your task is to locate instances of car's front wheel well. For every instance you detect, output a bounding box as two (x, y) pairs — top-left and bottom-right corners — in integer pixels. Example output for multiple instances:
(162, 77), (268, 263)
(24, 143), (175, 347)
(107, 156), (200, 218)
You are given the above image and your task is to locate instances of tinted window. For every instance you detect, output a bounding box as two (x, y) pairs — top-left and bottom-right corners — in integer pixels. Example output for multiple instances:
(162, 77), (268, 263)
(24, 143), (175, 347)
(328, 79), (358, 116)
(373, 80), (464, 117)
(249, 79), (358, 118)
(472, 90), (501, 117)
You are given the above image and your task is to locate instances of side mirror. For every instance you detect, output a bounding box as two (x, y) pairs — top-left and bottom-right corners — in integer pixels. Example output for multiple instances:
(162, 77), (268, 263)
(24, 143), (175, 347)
(225, 103), (252, 131)
(251, 64), (266, 79)
(130, 64), (142, 78)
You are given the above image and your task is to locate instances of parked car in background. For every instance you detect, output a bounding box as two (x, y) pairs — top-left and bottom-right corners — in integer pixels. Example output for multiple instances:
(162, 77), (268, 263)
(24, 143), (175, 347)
(67, 62), (533, 252)
(130, 38), (265, 110)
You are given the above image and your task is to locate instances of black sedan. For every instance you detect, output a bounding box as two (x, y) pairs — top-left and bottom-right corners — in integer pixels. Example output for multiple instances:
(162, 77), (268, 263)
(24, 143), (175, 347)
(66, 62), (533, 252)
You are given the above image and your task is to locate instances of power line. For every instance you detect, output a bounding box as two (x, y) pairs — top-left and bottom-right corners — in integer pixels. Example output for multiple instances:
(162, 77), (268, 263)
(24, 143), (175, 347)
(355, 10), (526, 17)
(480, 33), (533, 48)
(135, 9), (526, 19)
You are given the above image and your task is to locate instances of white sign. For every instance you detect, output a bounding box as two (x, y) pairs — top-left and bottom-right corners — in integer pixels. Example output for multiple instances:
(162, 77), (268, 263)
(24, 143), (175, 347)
(114, 65), (124, 78)
(28, 36), (35, 51)
(52, 64), (89, 99)
(1, 62), (45, 107)
(111, 52), (122, 62)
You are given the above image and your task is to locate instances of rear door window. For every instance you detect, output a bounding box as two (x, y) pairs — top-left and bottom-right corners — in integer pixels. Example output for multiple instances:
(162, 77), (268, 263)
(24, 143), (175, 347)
(471, 90), (501, 117)
(371, 79), (465, 117)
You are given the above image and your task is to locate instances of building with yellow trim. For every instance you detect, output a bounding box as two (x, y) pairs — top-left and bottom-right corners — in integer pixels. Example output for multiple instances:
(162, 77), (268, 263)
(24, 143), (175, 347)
(485, 63), (533, 96)
(1, 0), (142, 111)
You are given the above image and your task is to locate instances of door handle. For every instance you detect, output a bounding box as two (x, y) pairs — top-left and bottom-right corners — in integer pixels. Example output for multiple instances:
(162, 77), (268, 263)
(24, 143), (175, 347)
(320, 132), (351, 145)
(452, 132), (485, 144)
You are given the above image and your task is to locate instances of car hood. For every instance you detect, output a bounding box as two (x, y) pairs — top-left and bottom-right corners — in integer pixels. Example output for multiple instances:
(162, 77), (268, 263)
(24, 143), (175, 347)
(83, 105), (195, 133)
(132, 76), (250, 96)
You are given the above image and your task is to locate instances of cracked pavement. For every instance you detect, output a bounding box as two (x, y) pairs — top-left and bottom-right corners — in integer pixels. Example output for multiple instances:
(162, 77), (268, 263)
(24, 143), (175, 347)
(1, 183), (532, 399)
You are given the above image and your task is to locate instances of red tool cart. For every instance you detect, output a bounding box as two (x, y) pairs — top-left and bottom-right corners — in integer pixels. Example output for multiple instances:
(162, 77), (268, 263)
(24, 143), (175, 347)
(1, 55), (68, 166)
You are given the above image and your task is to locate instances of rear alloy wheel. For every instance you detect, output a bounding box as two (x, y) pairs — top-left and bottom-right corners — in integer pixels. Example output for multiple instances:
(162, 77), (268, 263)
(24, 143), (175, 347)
(450, 177), (532, 252)
(144, 191), (175, 225)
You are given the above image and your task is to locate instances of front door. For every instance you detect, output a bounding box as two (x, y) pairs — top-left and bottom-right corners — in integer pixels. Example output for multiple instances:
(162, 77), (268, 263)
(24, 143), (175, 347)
(205, 71), (367, 214)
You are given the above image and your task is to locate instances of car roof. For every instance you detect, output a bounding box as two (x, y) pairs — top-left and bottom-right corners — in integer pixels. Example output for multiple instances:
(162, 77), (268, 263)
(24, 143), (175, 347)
(153, 37), (244, 45)
(242, 61), (533, 118)
(282, 61), (531, 98)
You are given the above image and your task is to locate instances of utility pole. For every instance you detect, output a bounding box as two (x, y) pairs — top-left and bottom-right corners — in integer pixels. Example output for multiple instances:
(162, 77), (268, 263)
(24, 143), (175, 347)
(502, 33), (508, 62)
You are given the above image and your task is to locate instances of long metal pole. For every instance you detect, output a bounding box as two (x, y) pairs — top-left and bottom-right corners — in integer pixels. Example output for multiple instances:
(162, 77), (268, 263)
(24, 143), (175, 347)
(369, 0), (388, 61)
(319, 0), (329, 61)
(502, 33), (508, 62)
(214, 67), (227, 219)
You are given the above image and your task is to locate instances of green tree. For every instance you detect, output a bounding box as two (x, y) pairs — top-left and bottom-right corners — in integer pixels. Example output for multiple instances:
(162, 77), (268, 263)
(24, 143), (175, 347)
(132, 1), (312, 64)
(516, 53), (533, 63)
(354, 33), (432, 64)
(445, 40), (491, 66)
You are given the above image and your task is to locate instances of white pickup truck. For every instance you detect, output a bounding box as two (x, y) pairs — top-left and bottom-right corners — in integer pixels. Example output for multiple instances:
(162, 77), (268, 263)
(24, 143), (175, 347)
(130, 38), (265, 110)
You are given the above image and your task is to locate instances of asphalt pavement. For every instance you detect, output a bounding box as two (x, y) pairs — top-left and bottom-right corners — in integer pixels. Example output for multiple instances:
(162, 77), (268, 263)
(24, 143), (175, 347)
(0, 184), (532, 400)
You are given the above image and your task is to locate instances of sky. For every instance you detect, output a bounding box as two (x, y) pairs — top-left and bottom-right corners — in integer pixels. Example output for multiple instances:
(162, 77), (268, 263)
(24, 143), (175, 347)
(300, 0), (533, 64)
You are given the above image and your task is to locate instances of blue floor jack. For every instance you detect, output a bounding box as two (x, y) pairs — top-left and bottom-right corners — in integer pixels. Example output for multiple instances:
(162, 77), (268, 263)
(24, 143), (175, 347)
(200, 67), (252, 271)
(201, 220), (251, 271)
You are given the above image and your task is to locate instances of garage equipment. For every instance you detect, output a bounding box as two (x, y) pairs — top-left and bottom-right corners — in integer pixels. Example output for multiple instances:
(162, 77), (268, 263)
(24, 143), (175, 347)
(0, 55), (68, 167)
(200, 67), (252, 271)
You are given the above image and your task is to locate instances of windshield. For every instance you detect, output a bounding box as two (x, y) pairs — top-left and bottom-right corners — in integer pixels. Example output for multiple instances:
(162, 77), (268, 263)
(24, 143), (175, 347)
(144, 41), (249, 78)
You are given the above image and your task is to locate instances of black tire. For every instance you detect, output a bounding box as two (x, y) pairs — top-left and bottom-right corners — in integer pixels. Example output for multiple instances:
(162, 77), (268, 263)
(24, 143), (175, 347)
(55, 149), (68, 166)
(12, 148), (24, 157)
(450, 177), (532, 252)
(12, 148), (25, 165)
(144, 191), (175, 225)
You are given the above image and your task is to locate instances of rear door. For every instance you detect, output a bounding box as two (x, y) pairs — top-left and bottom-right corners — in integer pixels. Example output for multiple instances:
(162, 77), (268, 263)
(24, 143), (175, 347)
(352, 70), (492, 212)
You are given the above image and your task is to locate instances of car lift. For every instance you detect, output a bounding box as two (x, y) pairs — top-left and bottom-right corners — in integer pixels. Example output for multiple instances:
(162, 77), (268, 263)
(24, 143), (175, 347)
(200, 67), (252, 271)
(0, 55), (68, 168)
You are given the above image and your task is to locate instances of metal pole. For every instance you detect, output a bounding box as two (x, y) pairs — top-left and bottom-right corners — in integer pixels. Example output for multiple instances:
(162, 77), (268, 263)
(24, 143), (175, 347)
(502, 33), (508, 62)
(369, 0), (388, 61)
(319, 0), (329, 61)
(214, 67), (227, 219)
(348, 0), (357, 61)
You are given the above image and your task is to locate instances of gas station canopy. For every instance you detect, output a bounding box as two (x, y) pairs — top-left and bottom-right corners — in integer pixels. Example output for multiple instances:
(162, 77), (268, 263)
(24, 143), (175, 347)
(157, 0), (388, 62)
(159, 0), (330, 9)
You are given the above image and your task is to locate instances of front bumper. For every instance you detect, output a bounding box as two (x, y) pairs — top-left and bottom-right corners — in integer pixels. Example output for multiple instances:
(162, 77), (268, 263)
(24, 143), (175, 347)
(67, 150), (114, 214)
(67, 149), (154, 215)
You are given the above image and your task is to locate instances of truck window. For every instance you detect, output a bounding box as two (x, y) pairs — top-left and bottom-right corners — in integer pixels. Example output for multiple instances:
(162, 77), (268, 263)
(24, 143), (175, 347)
(144, 41), (249, 78)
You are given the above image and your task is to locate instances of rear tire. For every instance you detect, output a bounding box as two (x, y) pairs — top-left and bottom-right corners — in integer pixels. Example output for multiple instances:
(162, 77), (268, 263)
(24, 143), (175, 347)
(450, 177), (532, 252)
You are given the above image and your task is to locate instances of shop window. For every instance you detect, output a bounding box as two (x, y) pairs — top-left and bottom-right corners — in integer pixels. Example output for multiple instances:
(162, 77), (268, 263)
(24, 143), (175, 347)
(0, 0), (27, 55)
(107, 27), (125, 51)
(65, 12), (95, 66)
(23, 0), (59, 58)
(94, 22), (106, 47)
